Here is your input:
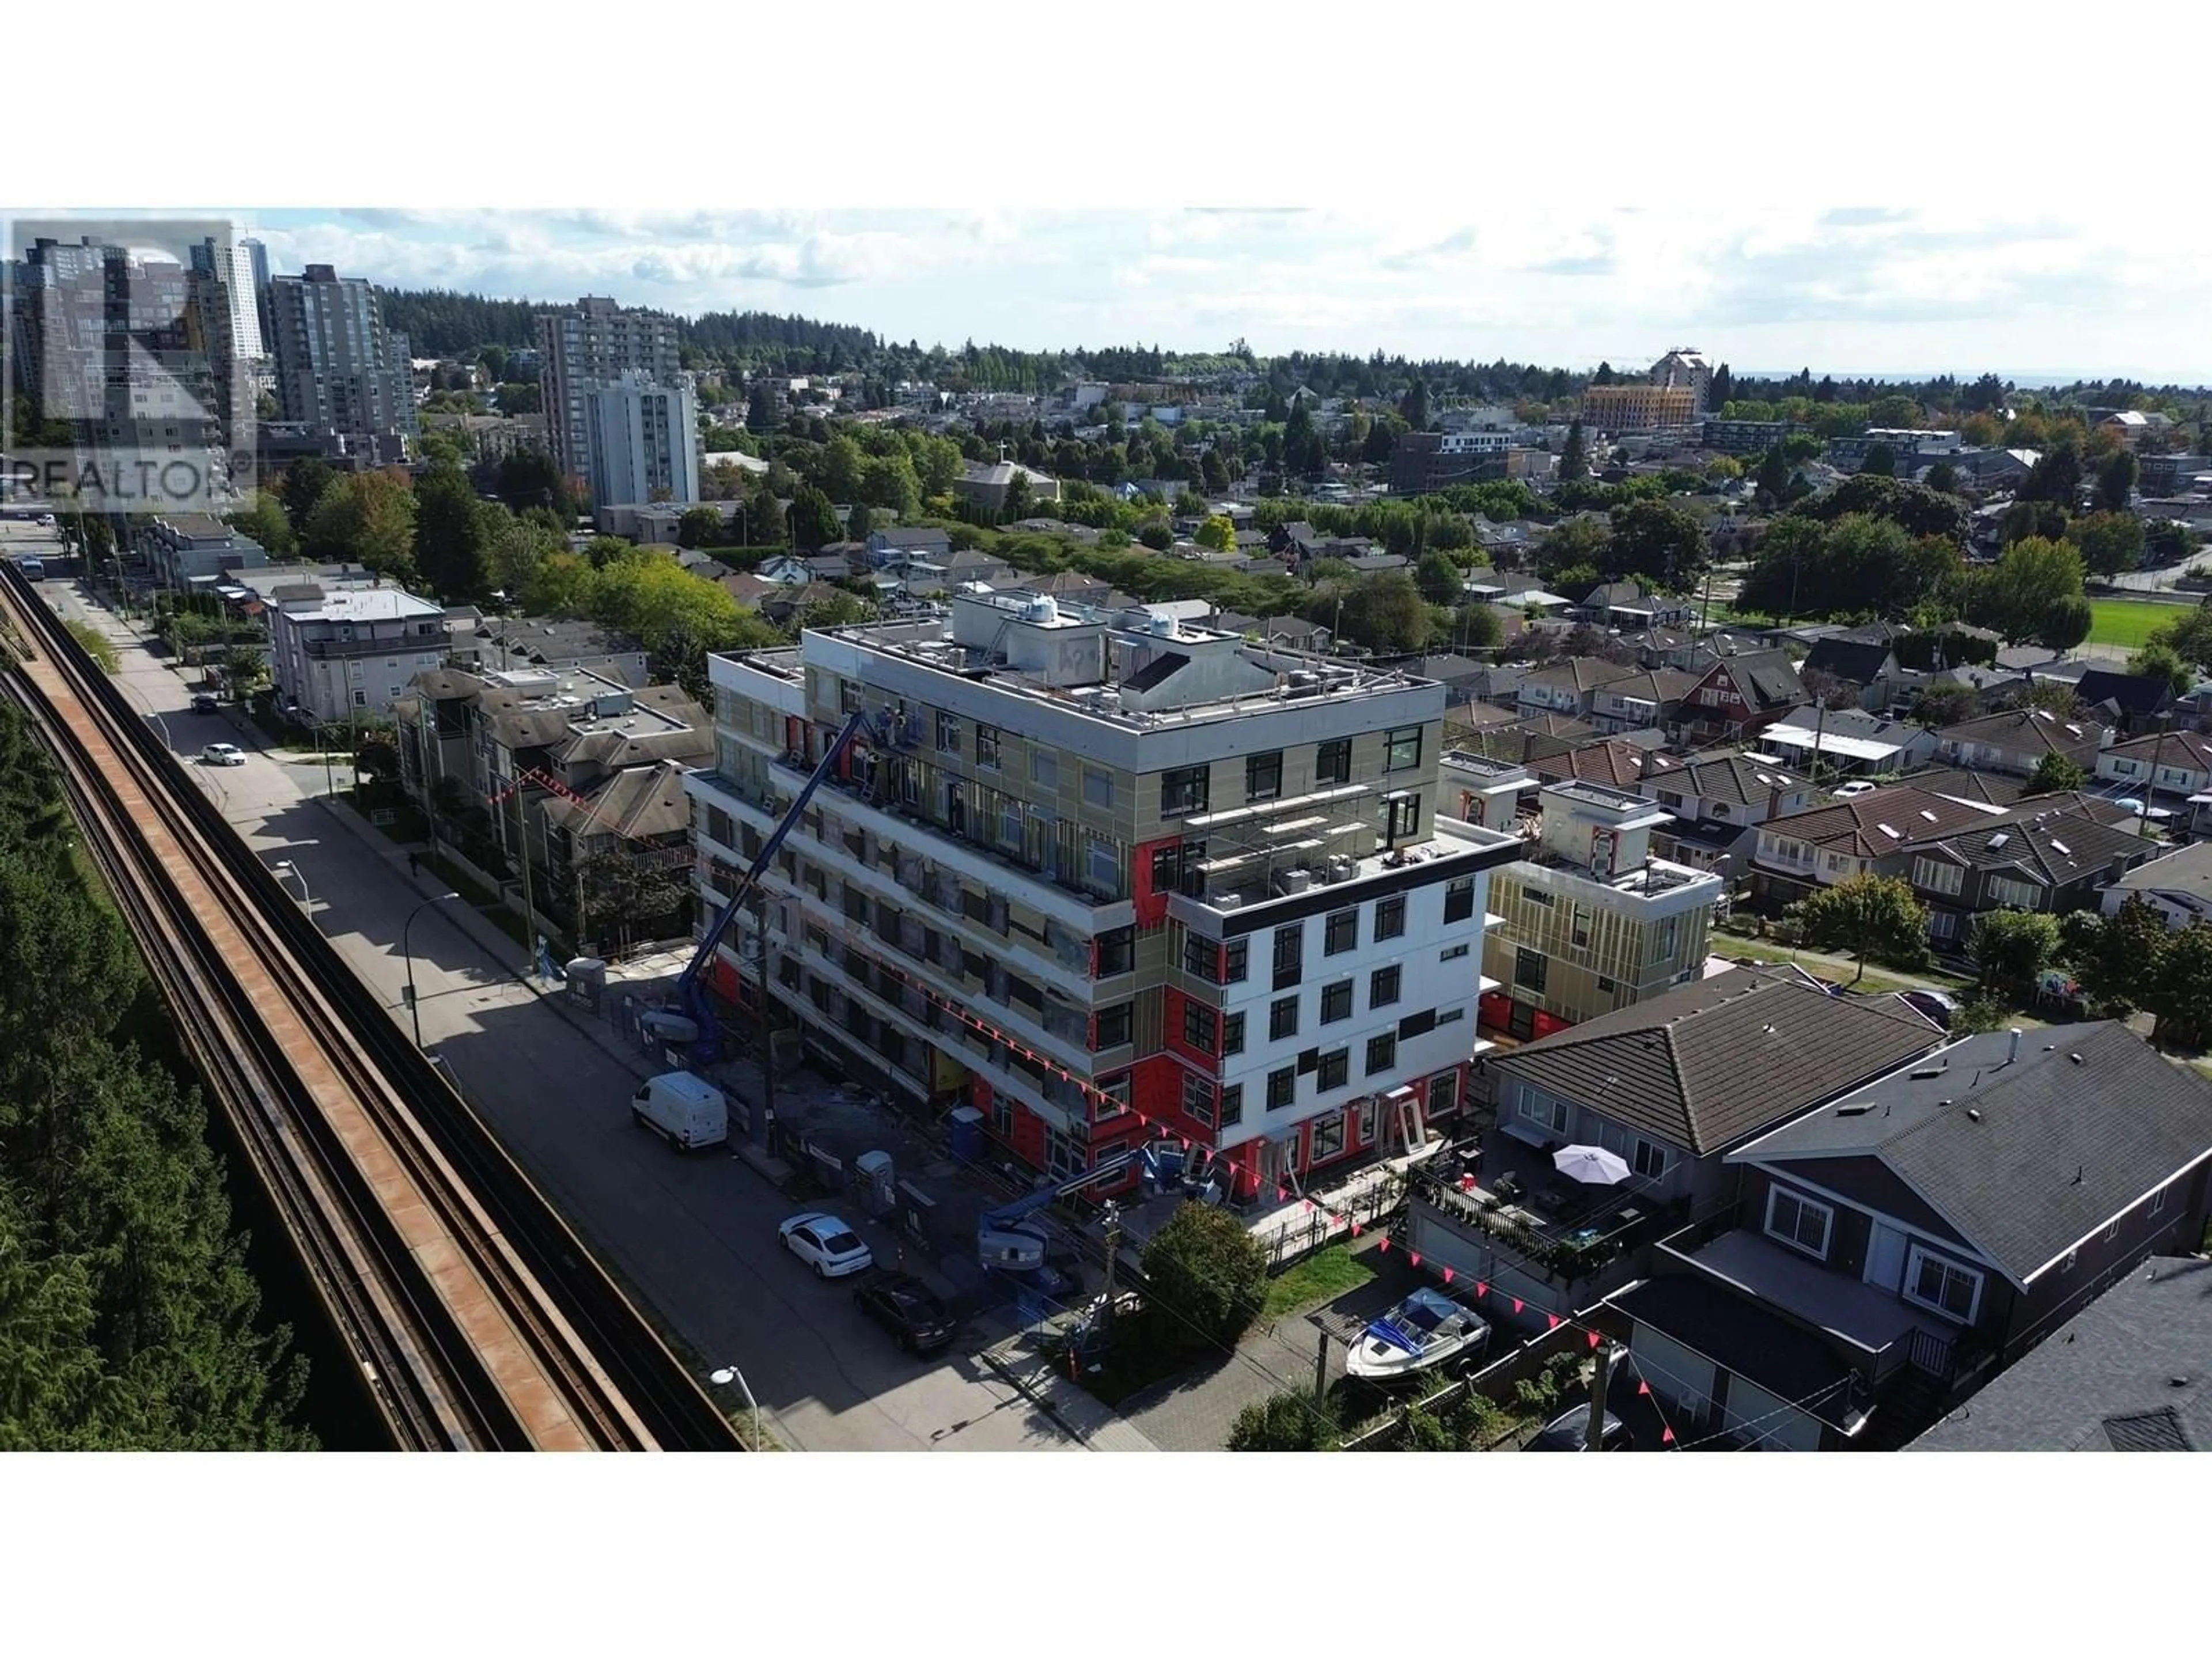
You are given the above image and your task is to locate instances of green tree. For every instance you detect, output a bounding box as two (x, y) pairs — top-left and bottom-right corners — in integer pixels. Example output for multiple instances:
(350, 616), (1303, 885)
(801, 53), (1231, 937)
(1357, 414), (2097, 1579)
(220, 645), (267, 698)
(482, 507), (560, 600)
(1195, 514), (1237, 553)
(1226, 1390), (1339, 1452)
(1860, 442), (1897, 478)
(226, 491), (296, 559)
(677, 506), (728, 549)
(1533, 515), (1613, 585)
(1453, 602), (1505, 652)
(1911, 681), (1978, 728)
(516, 550), (598, 618)
(1968, 910), (2061, 992)
(2059, 896), (2169, 1016)
(355, 730), (402, 783)
(2066, 510), (2146, 579)
(745, 490), (789, 547)
(2128, 639), (2194, 700)
(1137, 1200), (1267, 1354)
(2019, 438), (2083, 506)
(1000, 471), (1035, 523)
(2148, 924), (2212, 1050)
(63, 620), (119, 675)
(1415, 550), (1464, 607)
(1138, 521), (1174, 551)
(745, 381), (778, 433)
(1781, 431), (1828, 465)
(1312, 571), (1432, 654)
(1790, 874), (1931, 984)
(2027, 751), (2087, 794)
(1968, 536), (2085, 645)
(279, 457), (335, 536)
(1923, 460), (1960, 496)
(1559, 417), (1589, 482)
(2096, 448), (2139, 513)
(2036, 593), (2094, 654)
(1605, 498), (1709, 592)
(414, 457), (492, 603)
(493, 449), (570, 518)
(302, 470), (419, 585)
(1400, 378), (1430, 433)
(788, 485), (842, 551)
(846, 502), (874, 542)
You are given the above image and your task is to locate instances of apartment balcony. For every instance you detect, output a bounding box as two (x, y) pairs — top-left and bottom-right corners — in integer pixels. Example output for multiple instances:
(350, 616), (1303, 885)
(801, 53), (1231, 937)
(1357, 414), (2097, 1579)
(1412, 1131), (1683, 1289)
(1168, 813), (1522, 929)
(296, 632), (445, 662)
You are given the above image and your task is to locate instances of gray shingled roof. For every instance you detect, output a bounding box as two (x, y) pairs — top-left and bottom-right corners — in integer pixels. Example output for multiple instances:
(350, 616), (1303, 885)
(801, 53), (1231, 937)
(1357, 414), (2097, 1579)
(2105, 840), (2212, 915)
(1522, 656), (1640, 694)
(1734, 1022), (2212, 1285)
(1911, 1257), (2212, 1451)
(1935, 706), (2109, 755)
(1760, 785), (2002, 858)
(1913, 807), (2148, 888)
(1492, 967), (1943, 1156)
(1647, 750), (1805, 809)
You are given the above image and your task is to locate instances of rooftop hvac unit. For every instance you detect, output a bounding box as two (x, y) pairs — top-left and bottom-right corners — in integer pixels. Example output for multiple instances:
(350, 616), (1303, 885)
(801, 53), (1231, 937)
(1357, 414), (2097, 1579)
(1323, 855), (1357, 884)
(1022, 596), (1059, 624)
(1214, 892), (1244, 911)
(1149, 612), (1177, 637)
(1273, 868), (1313, 896)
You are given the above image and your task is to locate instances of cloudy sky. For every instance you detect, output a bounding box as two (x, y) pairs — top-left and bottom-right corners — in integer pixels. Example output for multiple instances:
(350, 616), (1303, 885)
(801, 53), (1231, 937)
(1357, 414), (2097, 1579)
(207, 204), (2208, 385)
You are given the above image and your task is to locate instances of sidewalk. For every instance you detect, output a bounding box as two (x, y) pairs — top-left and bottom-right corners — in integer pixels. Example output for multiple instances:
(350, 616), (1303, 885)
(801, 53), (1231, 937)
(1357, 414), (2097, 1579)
(976, 1334), (1163, 1452)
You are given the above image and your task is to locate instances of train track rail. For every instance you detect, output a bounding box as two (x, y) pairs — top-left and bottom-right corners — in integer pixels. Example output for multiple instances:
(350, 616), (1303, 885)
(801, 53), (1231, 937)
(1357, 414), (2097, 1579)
(0, 566), (738, 1452)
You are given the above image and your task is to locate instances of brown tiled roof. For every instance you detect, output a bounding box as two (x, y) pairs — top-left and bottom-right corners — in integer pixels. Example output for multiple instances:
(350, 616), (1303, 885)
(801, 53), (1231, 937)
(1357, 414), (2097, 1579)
(1762, 785), (2003, 858)
(1936, 706), (2110, 756)
(1494, 967), (1943, 1156)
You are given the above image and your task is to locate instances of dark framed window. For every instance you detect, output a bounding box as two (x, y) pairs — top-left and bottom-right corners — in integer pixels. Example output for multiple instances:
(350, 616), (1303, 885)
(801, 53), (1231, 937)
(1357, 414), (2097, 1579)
(1094, 1002), (1133, 1049)
(1219, 1083), (1244, 1126)
(1224, 938), (1249, 982)
(1445, 877), (1476, 923)
(1181, 1071), (1216, 1126)
(1096, 926), (1135, 977)
(1385, 726), (1422, 772)
(1374, 896), (1407, 940)
(1182, 1001), (1218, 1053)
(1272, 923), (1303, 990)
(1320, 980), (1353, 1024)
(1246, 750), (1283, 802)
(1317, 737), (1352, 785)
(1514, 947), (1547, 994)
(975, 723), (1001, 768)
(1317, 1048), (1349, 1091)
(1161, 764), (1210, 817)
(1324, 908), (1358, 955)
(935, 711), (959, 752)
(1181, 931), (1218, 979)
(1366, 1032), (1397, 1075)
(1266, 1067), (1296, 1111)
(1270, 995), (1300, 1041)
(1385, 793), (1421, 842)
(1222, 1012), (1245, 1056)
(1370, 965), (1402, 1007)
(1151, 839), (1205, 896)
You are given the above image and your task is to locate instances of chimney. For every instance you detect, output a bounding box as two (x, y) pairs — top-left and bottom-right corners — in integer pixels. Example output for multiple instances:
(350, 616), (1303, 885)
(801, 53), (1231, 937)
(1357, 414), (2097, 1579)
(2007, 1027), (2021, 1065)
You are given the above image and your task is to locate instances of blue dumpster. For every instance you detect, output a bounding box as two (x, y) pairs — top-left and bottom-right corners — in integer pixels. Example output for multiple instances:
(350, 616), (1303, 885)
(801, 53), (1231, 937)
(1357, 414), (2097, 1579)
(948, 1105), (984, 1164)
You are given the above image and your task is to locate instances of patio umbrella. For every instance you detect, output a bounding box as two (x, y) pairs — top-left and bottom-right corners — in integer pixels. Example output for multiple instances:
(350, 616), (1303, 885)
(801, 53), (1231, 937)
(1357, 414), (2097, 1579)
(1552, 1143), (1632, 1186)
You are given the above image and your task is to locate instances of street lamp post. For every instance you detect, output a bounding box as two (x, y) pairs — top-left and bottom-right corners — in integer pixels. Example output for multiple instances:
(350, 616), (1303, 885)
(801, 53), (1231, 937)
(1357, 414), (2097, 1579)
(274, 858), (312, 911)
(402, 891), (461, 1050)
(707, 1365), (764, 1448)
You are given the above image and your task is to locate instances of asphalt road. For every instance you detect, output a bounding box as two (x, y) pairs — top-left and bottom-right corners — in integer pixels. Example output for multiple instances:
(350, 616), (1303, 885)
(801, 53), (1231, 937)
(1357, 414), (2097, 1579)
(26, 560), (1084, 1452)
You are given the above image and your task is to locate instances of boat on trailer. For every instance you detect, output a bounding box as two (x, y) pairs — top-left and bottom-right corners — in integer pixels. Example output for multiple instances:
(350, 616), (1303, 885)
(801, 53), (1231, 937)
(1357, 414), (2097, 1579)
(1344, 1287), (1491, 1382)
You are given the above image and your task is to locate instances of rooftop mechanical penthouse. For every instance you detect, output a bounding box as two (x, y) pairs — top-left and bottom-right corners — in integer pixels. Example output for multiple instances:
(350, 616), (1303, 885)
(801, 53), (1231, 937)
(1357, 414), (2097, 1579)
(684, 589), (1522, 1199)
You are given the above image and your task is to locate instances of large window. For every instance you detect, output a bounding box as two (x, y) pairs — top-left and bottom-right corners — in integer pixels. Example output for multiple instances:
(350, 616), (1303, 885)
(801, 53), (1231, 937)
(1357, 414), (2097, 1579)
(1181, 1070), (1217, 1127)
(1385, 793), (1421, 842)
(1912, 857), (1965, 899)
(1084, 766), (1114, 808)
(1370, 964), (1402, 1008)
(1766, 1186), (1833, 1260)
(1325, 908), (1359, 955)
(1309, 1111), (1347, 1163)
(1032, 749), (1058, 789)
(1219, 1084), (1244, 1126)
(1903, 1245), (1982, 1324)
(1321, 980), (1353, 1024)
(975, 724), (1002, 769)
(1631, 1138), (1668, 1179)
(1988, 876), (2041, 910)
(1385, 726), (1422, 772)
(1224, 938), (1249, 983)
(1094, 1002), (1133, 1050)
(1270, 995), (1300, 1041)
(1520, 1090), (1569, 1136)
(1181, 931), (1218, 979)
(1266, 1067), (1296, 1112)
(1317, 738), (1352, 785)
(935, 711), (959, 752)
(1096, 926), (1135, 977)
(1272, 923), (1303, 990)
(1246, 750), (1283, 802)
(1161, 764), (1210, 817)
(1365, 1032), (1397, 1075)
(1445, 877), (1476, 924)
(1222, 1012), (1246, 1056)
(1374, 896), (1407, 940)
(1317, 1048), (1349, 1091)
(1513, 947), (1548, 994)
(1182, 1001), (1218, 1053)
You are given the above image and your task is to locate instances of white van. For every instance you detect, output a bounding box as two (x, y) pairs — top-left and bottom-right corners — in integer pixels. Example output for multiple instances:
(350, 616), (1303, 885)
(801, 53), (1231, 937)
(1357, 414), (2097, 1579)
(632, 1071), (729, 1152)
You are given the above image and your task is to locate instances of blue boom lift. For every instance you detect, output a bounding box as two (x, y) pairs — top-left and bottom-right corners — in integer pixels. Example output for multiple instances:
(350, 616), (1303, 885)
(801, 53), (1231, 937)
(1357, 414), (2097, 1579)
(674, 709), (875, 1067)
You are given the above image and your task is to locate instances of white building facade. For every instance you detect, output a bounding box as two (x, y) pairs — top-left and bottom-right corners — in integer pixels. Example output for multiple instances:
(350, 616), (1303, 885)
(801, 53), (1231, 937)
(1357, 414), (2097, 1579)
(269, 584), (449, 722)
(585, 371), (700, 508)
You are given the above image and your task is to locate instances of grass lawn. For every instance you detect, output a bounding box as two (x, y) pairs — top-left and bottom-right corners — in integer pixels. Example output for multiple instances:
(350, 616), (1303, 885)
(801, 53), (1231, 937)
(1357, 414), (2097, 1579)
(1715, 934), (1972, 996)
(2087, 598), (2177, 651)
(1261, 1244), (1377, 1323)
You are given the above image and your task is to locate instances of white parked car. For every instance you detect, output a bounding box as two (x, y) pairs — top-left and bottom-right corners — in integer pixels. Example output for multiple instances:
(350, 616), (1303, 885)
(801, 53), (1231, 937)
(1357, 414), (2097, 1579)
(199, 742), (247, 767)
(779, 1211), (874, 1279)
(1832, 779), (1877, 800)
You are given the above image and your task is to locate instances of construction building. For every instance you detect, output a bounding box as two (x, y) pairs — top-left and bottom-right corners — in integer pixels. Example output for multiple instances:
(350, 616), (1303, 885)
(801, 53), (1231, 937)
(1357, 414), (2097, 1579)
(684, 592), (1522, 1197)
(1579, 382), (1698, 433)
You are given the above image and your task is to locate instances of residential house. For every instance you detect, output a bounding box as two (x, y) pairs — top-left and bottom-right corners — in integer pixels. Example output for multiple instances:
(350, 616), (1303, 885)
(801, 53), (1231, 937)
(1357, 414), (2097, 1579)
(1616, 627), (1704, 671)
(865, 527), (954, 566)
(2100, 839), (2212, 928)
(1748, 785), (2004, 910)
(1468, 774), (1725, 1032)
(1342, 551), (1410, 575)
(761, 581), (850, 627)
(951, 460), (1061, 514)
(135, 513), (270, 589)
(1910, 1256), (2212, 1450)
(1516, 656), (1641, 721)
(1467, 712), (1600, 769)
(718, 571), (780, 612)
(1261, 616), (1333, 652)
(2074, 669), (2175, 734)
(1572, 580), (1697, 630)
(1756, 707), (1940, 779)
(2094, 728), (2212, 801)
(1011, 569), (1116, 608)
(1467, 661), (1534, 709)
(1934, 707), (2112, 778)
(1637, 750), (1817, 878)
(1589, 667), (1701, 736)
(1631, 1022), (2212, 1449)
(1800, 633), (1910, 711)
(459, 617), (650, 687)
(1405, 655), (1491, 699)
(758, 553), (815, 586)
(1675, 649), (1805, 745)
(1414, 968), (1943, 1325)
(1892, 806), (2158, 949)
(268, 582), (448, 722)
(1532, 737), (1654, 790)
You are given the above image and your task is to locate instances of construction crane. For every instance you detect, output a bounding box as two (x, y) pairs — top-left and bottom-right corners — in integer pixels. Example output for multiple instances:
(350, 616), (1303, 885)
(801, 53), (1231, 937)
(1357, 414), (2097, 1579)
(976, 1147), (1137, 1290)
(673, 709), (876, 1066)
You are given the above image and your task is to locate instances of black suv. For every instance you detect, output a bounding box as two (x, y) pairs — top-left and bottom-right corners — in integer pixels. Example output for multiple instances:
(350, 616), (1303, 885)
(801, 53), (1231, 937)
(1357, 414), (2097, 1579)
(853, 1274), (957, 1354)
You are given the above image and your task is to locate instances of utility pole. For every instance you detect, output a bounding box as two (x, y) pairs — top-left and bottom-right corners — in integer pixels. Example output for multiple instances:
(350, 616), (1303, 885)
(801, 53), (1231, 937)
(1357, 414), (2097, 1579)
(1314, 1328), (1331, 1404)
(1099, 1200), (1124, 1334)
(1585, 1340), (1616, 1452)
(513, 783), (539, 976)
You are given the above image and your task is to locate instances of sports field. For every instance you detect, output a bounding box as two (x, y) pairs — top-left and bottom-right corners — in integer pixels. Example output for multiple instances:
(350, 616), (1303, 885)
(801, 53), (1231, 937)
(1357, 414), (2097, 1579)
(2087, 598), (2178, 650)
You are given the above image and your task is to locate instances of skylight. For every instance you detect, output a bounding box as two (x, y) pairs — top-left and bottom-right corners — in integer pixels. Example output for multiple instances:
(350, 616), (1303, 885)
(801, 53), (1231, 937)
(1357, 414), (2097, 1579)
(1919, 809), (1937, 821)
(1988, 832), (2010, 849)
(1878, 822), (1900, 838)
(2050, 839), (2071, 855)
